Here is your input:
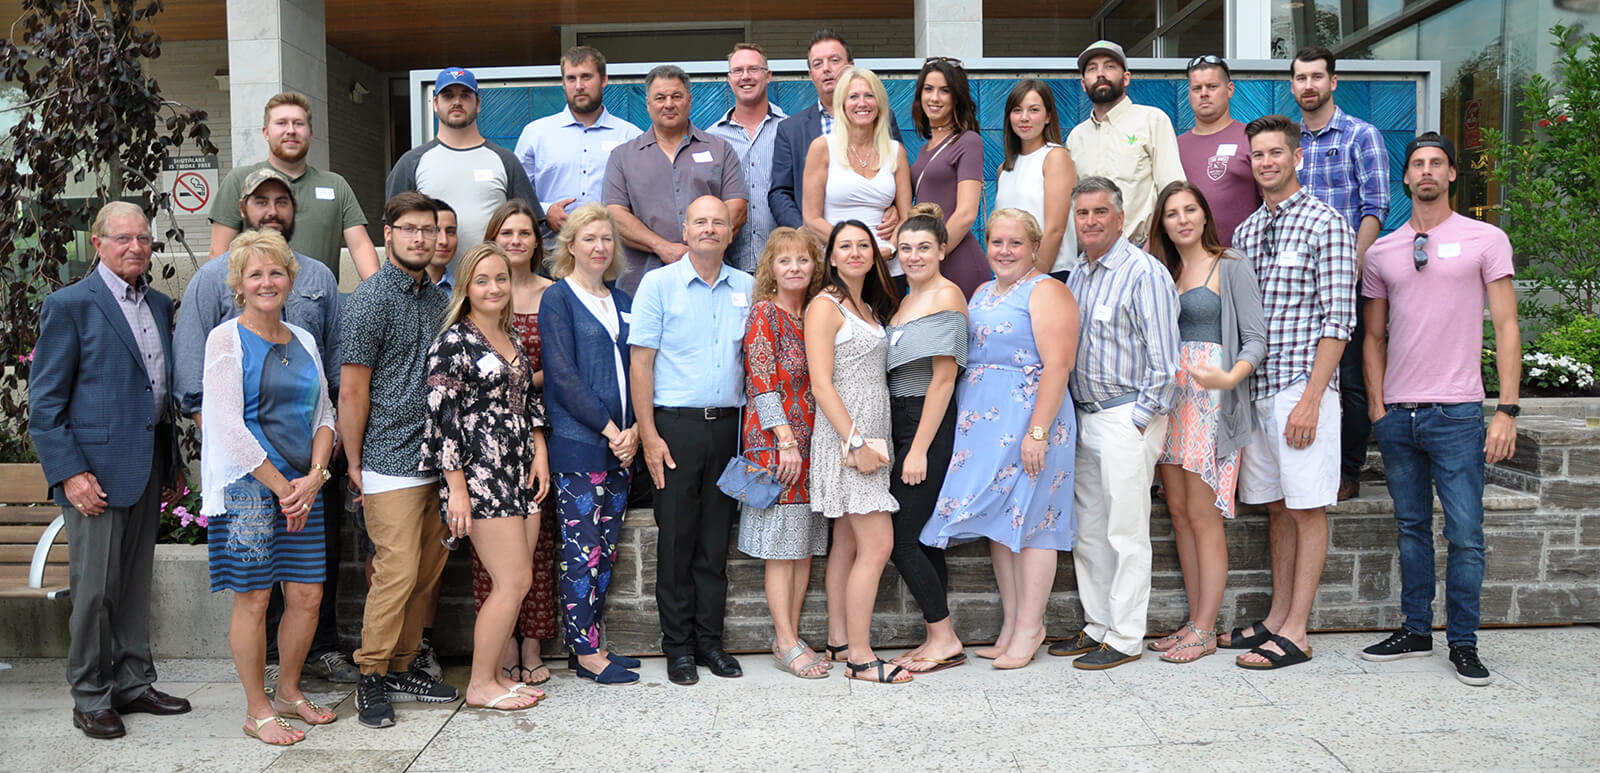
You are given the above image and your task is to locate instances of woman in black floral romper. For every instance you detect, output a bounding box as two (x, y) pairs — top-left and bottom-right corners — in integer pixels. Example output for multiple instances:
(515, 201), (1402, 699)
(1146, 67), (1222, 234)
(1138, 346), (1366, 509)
(420, 243), (551, 711)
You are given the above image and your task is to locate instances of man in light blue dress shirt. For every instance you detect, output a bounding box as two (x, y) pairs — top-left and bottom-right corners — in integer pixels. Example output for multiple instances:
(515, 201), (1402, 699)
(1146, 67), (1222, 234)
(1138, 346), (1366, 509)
(628, 196), (754, 687)
(515, 46), (643, 252)
(706, 43), (787, 272)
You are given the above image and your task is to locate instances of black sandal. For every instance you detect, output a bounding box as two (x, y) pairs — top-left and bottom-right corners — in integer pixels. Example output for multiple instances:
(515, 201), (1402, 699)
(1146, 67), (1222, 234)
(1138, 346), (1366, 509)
(844, 659), (912, 684)
(1236, 634), (1313, 670)
(1220, 620), (1273, 650)
(824, 643), (849, 662)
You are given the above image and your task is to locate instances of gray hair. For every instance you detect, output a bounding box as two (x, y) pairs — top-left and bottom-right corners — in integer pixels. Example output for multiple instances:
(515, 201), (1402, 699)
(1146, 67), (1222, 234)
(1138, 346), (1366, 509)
(1072, 176), (1124, 211)
(91, 201), (147, 237)
(645, 64), (690, 92)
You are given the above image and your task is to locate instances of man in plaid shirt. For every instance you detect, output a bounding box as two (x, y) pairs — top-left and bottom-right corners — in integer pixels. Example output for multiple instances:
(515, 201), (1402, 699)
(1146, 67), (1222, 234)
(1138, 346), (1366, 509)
(1293, 46), (1390, 501)
(1221, 115), (1356, 670)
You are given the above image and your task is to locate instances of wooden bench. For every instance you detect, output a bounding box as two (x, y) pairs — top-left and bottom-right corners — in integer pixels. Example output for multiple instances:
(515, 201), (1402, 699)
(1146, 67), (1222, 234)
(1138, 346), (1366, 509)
(0, 463), (69, 600)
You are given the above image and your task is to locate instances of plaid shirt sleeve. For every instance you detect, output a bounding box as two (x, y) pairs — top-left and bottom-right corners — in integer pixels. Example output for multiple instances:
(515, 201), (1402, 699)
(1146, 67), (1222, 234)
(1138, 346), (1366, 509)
(1352, 122), (1390, 226)
(1314, 215), (1358, 341)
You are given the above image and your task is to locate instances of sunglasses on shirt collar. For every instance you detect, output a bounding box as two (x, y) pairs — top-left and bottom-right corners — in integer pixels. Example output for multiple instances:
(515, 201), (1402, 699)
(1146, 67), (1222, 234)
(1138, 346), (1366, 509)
(1413, 233), (1428, 271)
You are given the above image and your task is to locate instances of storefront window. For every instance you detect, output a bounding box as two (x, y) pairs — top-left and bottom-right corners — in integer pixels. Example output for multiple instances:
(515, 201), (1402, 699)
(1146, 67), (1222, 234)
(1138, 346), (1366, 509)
(1163, 0), (1229, 57)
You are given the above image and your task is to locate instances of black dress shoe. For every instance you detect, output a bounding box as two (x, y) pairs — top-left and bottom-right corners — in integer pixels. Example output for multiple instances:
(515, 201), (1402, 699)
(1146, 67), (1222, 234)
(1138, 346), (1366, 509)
(115, 687), (192, 716)
(695, 648), (743, 678)
(73, 708), (126, 739)
(667, 655), (699, 685)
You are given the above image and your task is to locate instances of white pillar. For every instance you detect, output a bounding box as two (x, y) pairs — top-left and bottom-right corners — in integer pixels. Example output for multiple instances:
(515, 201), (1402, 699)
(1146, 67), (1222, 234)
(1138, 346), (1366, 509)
(915, 0), (984, 61)
(1228, 0), (1273, 59)
(225, 0), (329, 168)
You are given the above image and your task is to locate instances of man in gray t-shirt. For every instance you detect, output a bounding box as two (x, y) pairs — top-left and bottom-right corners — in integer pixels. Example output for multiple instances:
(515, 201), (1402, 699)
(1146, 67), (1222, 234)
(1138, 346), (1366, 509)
(386, 67), (539, 269)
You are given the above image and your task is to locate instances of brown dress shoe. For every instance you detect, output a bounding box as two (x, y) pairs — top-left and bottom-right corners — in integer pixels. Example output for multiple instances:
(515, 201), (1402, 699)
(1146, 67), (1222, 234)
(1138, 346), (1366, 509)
(73, 708), (126, 739)
(1337, 479), (1359, 502)
(116, 687), (192, 715)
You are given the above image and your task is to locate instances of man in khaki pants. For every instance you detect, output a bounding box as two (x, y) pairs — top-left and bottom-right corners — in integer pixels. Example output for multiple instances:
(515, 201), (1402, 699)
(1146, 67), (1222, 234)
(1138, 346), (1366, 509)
(340, 192), (458, 728)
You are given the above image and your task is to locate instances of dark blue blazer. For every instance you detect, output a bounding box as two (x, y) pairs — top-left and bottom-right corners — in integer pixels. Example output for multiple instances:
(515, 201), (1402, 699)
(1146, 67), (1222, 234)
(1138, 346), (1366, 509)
(769, 103), (903, 230)
(29, 269), (179, 507)
(540, 280), (633, 473)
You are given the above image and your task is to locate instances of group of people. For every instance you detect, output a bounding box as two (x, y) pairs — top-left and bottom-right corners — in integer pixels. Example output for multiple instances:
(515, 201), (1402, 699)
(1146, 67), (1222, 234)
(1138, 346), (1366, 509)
(27, 29), (1523, 744)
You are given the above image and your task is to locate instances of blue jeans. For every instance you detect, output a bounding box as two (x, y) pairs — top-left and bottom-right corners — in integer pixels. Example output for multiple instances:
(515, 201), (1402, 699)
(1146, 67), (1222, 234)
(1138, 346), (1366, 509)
(1373, 402), (1486, 646)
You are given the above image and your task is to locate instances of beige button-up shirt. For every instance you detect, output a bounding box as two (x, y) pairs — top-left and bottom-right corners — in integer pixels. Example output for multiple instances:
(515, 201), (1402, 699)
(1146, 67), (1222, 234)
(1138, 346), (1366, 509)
(1066, 96), (1185, 249)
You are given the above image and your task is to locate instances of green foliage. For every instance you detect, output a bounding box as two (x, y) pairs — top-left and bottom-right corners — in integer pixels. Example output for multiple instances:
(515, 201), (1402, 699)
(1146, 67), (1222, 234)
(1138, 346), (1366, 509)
(1482, 24), (1600, 325)
(0, 0), (216, 425)
(1532, 314), (1600, 373)
(156, 483), (206, 545)
(0, 420), (37, 462)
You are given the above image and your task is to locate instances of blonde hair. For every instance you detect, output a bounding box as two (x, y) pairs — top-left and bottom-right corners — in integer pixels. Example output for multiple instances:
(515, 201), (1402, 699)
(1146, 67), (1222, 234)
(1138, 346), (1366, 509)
(225, 230), (299, 306)
(547, 203), (622, 282)
(987, 207), (1044, 247)
(440, 243), (514, 335)
(91, 201), (146, 237)
(829, 67), (897, 175)
(752, 227), (825, 304)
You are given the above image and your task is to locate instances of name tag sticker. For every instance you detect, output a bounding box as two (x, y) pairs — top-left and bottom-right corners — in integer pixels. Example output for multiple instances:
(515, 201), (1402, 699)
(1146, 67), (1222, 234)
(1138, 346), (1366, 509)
(890, 329), (905, 346)
(692, 150), (714, 163)
(1295, 158), (1304, 172)
(619, 311), (632, 324)
(601, 141), (620, 152)
(475, 353), (502, 376)
(1276, 251), (1303, 267)
(1215, 143), (1238, 156)
(314, 186), (335, 200)
(1438, 242), (1462, 259)
(473, 168), (494, 182)
(731, 291), (749, 307)
(1092, 305), (1114, 322)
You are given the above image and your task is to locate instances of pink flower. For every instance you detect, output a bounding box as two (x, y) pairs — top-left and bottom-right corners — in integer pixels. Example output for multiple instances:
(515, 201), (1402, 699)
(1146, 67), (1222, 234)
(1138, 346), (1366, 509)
(196, 514), (209, 528)
(174, 505), (192, 527)
(589, 471), (608, 485)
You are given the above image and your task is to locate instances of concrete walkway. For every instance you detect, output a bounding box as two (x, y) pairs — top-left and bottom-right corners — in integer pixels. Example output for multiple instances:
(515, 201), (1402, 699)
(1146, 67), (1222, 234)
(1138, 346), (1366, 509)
(2, 626), (1596, 772)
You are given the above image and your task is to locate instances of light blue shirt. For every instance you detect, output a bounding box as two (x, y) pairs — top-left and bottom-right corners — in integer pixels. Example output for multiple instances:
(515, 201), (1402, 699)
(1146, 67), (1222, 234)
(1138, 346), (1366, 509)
(706, 102), (787, 271)
(514, 106), (643, 231)
(626, 257), (754, 408)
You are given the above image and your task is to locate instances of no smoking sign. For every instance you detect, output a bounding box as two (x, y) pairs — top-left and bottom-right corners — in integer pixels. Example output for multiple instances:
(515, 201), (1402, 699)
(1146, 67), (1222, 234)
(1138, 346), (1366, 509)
(161, 155), (219, 214)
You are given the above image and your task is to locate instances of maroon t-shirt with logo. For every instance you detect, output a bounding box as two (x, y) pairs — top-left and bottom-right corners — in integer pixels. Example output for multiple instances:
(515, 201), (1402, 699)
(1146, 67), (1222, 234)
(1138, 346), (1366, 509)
(1177, 120), (1261, 247)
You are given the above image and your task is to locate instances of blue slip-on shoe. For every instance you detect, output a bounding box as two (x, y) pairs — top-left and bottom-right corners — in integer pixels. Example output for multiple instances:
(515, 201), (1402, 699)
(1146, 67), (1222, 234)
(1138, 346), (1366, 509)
(574, 660), (640, 685)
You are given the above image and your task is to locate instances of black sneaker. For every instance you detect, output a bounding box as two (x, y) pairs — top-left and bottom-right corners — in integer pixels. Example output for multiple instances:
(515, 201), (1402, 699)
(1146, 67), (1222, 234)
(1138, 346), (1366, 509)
(1360, 629), (1433, 662)
(1048, 630), (1100, 657)
(309, 650), (361, 683)
(410, 638), (442, 680)
(1072, 643), (1140, 670)
(263, 663), (279, 698)
(384, 666), (460, 703)
(356, 672), (395, 728)
(1450, 646), (1493, 686)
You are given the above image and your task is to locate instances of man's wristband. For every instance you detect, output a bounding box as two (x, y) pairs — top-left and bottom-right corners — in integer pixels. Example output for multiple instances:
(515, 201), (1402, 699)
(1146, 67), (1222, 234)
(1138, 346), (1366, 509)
(1495, 403), (1520, 418)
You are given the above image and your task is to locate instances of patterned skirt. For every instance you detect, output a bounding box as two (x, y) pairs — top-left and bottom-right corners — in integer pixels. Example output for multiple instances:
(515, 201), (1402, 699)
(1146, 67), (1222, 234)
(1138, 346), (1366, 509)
(1158, 341), (1240, 517)
(209, 476), (326, 592)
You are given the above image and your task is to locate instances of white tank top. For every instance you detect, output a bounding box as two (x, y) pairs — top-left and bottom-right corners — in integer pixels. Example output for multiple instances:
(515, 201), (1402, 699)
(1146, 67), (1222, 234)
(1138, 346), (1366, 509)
(994, 143), (1078, 274)
(824, 141), (901, 275)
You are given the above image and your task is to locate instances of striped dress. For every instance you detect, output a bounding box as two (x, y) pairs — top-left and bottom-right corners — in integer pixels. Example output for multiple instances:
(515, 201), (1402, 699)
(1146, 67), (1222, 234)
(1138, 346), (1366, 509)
(207, 327), (328, 591)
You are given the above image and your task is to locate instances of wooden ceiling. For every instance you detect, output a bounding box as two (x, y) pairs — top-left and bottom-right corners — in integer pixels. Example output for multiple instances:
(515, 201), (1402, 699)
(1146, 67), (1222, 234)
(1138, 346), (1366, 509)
(3, 1), (1104, 72)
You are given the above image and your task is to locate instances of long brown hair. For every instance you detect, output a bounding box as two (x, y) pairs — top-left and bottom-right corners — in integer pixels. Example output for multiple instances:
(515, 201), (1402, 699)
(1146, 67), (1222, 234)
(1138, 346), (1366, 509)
(1001, 79), (1063, 172)
(1149, 180), (1230, 282)
(483, 198), (544, 270)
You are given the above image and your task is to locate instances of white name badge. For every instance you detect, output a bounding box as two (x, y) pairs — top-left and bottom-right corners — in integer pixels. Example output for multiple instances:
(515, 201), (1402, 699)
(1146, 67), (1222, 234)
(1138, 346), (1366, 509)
(692, 150), (714, 163)
(890, 329), (905, 346)
(601, 140), (620, 152)
(619, 311), (632, 324)
(314, 186), (335, 200)
(1276, 251), (1303, 267)
(730, 291), (749, 307)
(1215, 143), (1238, 156)
(473, 168), (494, 182)
(475, 352), (502, 375)
(1092, 304), (1114, 322)
(1438, 242), (1462, 259)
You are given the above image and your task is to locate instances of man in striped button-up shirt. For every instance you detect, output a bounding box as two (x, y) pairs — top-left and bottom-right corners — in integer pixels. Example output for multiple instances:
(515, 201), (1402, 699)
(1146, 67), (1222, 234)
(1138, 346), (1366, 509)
(1223, 115), (1356, 670)
(1054, 175), (1181, 670)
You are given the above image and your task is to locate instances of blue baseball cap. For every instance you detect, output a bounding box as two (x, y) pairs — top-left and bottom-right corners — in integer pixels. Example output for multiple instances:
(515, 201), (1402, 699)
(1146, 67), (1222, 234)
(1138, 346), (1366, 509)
(435, 67), (478, 95)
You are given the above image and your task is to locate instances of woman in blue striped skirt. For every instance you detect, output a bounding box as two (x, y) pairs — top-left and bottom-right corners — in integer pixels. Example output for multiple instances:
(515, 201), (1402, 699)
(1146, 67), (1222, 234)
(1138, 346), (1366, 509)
(200, 231), (338, 746)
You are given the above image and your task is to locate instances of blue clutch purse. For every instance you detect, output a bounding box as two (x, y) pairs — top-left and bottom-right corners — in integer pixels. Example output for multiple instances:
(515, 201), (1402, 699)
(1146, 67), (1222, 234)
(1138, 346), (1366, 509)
(716, 446), (782, 509)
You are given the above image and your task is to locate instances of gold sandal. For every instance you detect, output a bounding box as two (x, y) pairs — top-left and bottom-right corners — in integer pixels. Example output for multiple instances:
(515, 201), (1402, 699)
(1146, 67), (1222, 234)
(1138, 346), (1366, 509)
(1148, 621), (1194, 652)
(1161, 627), (1218, 664)
(243, 714), (303, 746)
(273, 695), (337, 725)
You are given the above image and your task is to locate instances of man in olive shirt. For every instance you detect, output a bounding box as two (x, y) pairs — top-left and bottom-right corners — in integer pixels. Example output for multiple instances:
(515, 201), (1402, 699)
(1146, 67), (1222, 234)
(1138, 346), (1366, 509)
(211, 91), (380, 280)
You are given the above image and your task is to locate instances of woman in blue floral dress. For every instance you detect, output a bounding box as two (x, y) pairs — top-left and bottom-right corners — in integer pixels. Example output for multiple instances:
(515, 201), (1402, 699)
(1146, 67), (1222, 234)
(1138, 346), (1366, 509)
(921, 209), (1080, 670)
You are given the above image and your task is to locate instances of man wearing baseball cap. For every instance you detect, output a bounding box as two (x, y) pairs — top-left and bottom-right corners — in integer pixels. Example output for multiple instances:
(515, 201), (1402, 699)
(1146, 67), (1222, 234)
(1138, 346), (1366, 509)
(176, 166), (349, 683)
(1065, 40), (1185, 250)
(1358, 132), (1518, 686)
(387, 67), (539, 270)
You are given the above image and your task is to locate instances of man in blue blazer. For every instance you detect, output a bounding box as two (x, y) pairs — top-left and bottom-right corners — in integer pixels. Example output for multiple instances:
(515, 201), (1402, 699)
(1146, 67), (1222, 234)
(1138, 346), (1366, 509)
(769, 29), (900, 235)
(29, 201), (189, 739)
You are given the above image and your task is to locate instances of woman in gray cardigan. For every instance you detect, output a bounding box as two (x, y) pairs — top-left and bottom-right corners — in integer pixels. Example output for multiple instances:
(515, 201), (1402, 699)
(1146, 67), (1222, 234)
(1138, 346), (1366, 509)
(1145, 181), (1268, 664)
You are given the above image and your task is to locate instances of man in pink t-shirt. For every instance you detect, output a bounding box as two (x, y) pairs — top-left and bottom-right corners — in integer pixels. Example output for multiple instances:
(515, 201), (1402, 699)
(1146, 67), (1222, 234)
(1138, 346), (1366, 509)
(1176, 55), (1260, 247)
(1358, 132), (1520, 687)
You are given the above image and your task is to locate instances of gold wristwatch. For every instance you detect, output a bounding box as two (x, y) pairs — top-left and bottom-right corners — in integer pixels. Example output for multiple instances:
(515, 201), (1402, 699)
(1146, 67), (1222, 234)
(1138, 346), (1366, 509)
(1028, 425), (1047, 441)
(310, 463), (331, 482)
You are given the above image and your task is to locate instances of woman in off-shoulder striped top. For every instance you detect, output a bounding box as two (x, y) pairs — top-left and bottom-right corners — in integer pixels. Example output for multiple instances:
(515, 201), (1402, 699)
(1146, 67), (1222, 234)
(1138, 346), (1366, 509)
(883, 203), (971, 673)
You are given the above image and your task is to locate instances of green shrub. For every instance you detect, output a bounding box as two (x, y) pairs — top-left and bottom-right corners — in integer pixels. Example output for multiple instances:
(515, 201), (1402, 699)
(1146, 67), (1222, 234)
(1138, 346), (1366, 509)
(1532, 314), (1600, 373)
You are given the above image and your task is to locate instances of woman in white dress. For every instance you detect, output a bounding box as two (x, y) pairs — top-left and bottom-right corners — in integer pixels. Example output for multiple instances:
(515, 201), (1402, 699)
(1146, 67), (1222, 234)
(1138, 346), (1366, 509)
(802, 66), (911, 274)
(994, 79), (1078, 281)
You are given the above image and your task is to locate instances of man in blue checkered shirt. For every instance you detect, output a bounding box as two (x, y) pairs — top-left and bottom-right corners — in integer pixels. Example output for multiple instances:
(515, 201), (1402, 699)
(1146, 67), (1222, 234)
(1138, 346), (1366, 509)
(1223, 115), (1356, 671)
(1292, 47), (1390, 502)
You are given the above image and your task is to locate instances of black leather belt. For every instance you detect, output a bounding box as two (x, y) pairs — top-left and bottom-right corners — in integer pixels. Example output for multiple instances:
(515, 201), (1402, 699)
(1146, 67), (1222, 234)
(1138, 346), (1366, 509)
(1388, 402), (1442, 410)
(657, 406), (738, 420)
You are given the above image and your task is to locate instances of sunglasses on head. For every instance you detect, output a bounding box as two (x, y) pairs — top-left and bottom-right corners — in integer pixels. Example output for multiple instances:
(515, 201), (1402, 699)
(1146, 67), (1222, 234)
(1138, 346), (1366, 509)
(1186, 54), (1231, 76)
(923, 56), (964, 69)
